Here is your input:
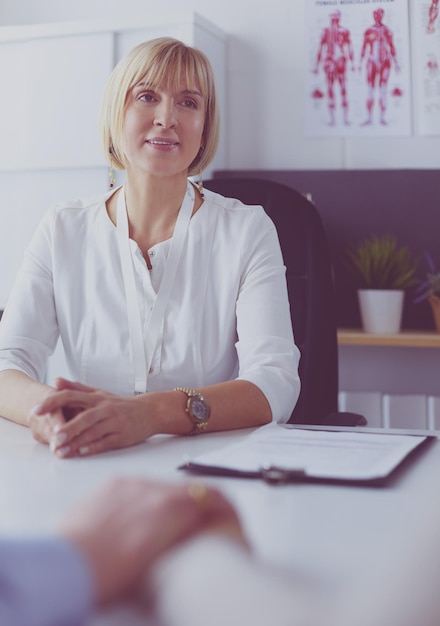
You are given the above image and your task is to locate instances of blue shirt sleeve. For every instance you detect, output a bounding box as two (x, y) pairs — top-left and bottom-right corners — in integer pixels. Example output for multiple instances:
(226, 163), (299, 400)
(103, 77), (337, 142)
(0, 537), (93, 626)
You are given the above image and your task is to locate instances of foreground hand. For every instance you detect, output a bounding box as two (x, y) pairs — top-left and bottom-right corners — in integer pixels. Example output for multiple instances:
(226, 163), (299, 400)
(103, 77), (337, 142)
(32, 378), (155, 458)
(58, 478), (244, 607)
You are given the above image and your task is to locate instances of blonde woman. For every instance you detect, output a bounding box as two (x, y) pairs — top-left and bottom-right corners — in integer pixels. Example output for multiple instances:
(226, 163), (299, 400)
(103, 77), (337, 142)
(0, 37), (300, 457)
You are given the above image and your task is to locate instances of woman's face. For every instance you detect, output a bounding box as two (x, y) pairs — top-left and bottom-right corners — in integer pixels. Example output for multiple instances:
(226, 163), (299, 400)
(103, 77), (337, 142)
(122, 80), (205, 179)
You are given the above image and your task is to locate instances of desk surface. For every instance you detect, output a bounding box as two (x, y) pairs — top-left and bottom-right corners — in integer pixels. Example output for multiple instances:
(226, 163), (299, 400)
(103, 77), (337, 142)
(1, 419), (440, 624)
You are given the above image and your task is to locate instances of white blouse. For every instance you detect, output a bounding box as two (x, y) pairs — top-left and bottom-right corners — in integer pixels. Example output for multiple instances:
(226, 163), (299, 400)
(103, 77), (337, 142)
(0, 185), (300, 422)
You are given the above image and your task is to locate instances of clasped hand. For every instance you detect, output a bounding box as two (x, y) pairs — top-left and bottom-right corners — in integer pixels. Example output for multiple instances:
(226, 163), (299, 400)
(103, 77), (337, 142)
(29, 378), (153, 458)
(58, 477), (247, 607)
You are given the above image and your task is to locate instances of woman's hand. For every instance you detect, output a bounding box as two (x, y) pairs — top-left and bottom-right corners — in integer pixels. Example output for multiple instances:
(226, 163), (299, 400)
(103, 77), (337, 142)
(31, 378), (155, 458)
(28, 405), (67, 446)
(28, 379), (75, 445)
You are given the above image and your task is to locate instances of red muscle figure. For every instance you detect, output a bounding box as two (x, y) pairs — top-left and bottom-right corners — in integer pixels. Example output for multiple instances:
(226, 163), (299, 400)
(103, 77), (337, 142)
(314, 10), (355, 126)
(427, 0), (439, 33)
(359, 8), (400, 126)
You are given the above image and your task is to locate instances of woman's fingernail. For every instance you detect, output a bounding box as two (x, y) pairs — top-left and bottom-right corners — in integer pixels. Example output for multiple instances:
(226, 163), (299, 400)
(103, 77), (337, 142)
(31, 403), (42, 415)
(51, 433), (68, 448)
(55, 446), (70, 458)
(79, 446), (90, 456)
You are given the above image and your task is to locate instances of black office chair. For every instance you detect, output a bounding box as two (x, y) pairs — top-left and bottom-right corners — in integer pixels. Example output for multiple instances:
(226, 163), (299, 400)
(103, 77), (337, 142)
(204, 177), (366, 427)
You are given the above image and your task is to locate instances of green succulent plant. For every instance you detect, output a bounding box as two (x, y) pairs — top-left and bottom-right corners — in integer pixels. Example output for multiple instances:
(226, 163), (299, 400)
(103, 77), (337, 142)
(346, 235), (418, 290)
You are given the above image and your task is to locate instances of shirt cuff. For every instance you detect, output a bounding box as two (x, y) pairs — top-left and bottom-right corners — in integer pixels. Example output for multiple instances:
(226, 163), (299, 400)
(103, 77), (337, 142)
(148, 533), (317, 626)
(0, 537), (93, 626)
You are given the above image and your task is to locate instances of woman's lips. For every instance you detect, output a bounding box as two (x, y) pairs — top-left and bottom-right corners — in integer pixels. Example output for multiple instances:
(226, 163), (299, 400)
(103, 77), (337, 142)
(146, 139), (178, 146)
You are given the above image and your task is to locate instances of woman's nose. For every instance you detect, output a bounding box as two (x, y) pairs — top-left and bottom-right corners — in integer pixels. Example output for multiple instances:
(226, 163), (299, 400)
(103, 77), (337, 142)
(154, 99), (177, 128)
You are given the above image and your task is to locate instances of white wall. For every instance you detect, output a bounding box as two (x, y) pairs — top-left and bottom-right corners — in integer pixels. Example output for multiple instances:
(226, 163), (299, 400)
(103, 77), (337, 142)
(2, 0), (440, 171)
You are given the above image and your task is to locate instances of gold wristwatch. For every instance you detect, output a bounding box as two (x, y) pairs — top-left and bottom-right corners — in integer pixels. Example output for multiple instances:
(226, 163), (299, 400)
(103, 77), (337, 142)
(174, 387), (211, 435)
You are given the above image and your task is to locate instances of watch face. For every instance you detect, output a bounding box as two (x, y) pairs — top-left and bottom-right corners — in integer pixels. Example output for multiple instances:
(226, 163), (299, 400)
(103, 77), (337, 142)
(189, 395), (210, 421)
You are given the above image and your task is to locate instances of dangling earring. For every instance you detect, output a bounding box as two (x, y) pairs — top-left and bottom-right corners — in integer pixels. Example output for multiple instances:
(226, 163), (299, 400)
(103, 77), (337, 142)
(195, 146), (204, 198)
(108, 146), (115, 188)
(108, 165), (115, 189)
(196, 173), (204, 199)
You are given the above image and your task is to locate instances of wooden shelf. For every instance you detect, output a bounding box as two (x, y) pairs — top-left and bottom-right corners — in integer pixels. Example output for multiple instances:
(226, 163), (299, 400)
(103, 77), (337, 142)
(338, 329), (440, 348)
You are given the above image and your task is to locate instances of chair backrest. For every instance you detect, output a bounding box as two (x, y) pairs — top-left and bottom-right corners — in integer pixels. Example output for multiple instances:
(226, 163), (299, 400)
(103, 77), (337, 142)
(204, 177), (339, 424)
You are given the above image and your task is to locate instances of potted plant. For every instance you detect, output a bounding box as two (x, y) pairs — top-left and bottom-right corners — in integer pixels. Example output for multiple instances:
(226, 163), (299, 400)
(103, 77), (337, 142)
(414, 253), (440, 332)
(346, 235), (418, 334)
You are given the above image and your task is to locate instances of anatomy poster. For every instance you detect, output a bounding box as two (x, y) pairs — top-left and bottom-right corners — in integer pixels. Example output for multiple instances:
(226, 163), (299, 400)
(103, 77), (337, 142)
(410, 0), (440, 135)
(305, 1), (412, 137)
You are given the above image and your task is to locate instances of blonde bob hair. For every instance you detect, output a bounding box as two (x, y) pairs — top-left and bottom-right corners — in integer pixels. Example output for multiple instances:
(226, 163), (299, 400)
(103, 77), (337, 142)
(99, 37), (219, 177)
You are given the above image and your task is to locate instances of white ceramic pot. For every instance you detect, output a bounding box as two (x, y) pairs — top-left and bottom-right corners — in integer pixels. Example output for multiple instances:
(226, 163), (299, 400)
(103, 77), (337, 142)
(358, 289), (404, 334)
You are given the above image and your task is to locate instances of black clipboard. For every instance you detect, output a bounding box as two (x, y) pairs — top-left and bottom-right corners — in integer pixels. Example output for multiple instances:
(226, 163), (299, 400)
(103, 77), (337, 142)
(179, 425), (435, 487)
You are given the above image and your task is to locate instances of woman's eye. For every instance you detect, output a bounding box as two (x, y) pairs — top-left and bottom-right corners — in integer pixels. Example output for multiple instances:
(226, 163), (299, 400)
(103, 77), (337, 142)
(138, 92), (156, 102)
(181, 98), (198, 109)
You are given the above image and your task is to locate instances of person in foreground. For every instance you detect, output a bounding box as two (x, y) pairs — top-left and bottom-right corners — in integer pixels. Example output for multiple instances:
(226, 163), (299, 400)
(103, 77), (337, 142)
(3, 477), (439, 626)
(0, 477), (245, 626)
(0, 37), (300, 457)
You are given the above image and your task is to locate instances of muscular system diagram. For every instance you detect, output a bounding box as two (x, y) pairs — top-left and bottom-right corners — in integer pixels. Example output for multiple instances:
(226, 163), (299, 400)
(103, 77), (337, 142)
(427, 0), (439, 33)
(313, 10), (355, 126)
(358, 9), (400, 126)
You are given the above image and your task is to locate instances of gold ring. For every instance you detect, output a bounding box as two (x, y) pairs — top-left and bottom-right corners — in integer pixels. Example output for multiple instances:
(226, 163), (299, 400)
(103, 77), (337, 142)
(188, 482), (209, 507)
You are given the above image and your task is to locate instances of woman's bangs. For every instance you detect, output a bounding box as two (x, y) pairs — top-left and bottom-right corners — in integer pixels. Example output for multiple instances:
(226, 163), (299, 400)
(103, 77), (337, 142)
(138, 53), (207, 98)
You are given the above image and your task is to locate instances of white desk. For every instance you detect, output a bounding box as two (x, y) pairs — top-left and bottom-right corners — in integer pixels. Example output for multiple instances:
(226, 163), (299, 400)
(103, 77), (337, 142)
(1, 419), (440, 625)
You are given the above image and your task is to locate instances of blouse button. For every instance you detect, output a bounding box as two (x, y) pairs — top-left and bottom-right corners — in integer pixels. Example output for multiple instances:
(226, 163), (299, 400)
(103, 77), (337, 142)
(149, 250), (155, 257)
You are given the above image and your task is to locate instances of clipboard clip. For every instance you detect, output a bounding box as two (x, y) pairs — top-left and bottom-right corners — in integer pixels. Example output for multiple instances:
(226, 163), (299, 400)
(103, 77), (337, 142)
(260, 464), (306, 485)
